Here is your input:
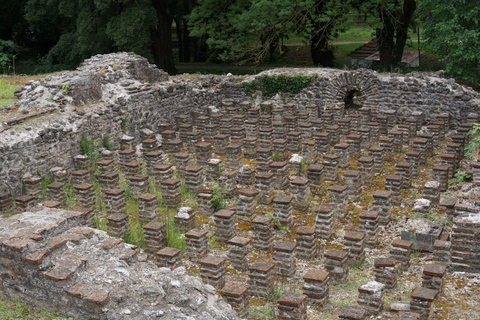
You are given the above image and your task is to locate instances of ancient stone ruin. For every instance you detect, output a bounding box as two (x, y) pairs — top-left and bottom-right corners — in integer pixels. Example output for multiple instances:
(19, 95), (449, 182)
(1, 52), (480, 319)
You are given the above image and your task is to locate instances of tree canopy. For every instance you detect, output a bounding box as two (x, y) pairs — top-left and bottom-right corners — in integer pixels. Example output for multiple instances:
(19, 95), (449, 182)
(420, 0), (480, 84)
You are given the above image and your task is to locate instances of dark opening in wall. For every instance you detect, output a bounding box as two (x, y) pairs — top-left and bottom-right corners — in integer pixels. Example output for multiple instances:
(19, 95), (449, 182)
(344, 89), (363, 110)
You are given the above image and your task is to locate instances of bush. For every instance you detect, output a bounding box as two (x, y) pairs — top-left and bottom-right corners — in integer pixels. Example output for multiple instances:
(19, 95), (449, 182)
(240, 73), (318, 99)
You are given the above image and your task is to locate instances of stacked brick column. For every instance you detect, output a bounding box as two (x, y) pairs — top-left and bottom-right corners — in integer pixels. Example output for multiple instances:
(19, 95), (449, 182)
(374, 258), (397, 290)
(199, 255), (227, 289)
(296, 226), (317, 260)
(248, 262), (274, 296)
(344, 170), (362, 200)
(256, 147), (272, 172)
(390, 239), (413, 270)
(315, 205), (335, 240)
(138, 193), (159, 223)
(405, 151), (421, 176)
(107, 213), (129, 238)
(274, 241), (297, 277)
(422, 263), (446, 293)
(214, 209), (236, 242)
(373, 191), (392, 225)
(410, 287), (437, 320)
(46, 182), (66, 206)
(357, 281), (385, 315)
(291, 177), (310, 211)
(237, 189), (258, 222)
(273, 195), (293, 229)
(357, 156), (375, 184)
(329, 185), (348, 218)
(185, 229), (209, 261)
(368, 147), (384, 173)
(359, 211), (379, 248)
(227, 236), (251, 271)
(143, 218), (167, 252)
(255, 172), (274, 205)
(323, 154), (340, 181)
(74, 183), (95, 208)
(161, 179), (181, 207)
(103, 188), (126, 218)
(302, 269), (330, 306)
(344, 231), (366, 265)
(277, 293), (307, 320)
(396, 162), (413, 189)
(220, 283), (249, 318)
(174, 207), (195, 232)
(325, 249), (349, 282)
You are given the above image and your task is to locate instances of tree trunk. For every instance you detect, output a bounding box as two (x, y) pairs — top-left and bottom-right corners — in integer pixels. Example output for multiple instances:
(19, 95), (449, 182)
(309, 0), (334, 67)
(377, 7), (395, 67)
(393, 0), (416, 63)
(175, 17), (184, 63)
(182, 17), (191, 62)
(151, 0), (176, 73)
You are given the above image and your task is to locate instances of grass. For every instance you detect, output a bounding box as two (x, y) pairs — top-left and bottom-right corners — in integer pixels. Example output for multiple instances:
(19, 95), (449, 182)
(0, 298), (61, 320)
(0, 77), (19, 106)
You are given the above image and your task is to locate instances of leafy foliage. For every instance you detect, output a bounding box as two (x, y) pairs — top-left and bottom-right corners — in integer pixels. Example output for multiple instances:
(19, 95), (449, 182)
(420, 0), (480, 84)
(209, 180), (227, 212)
(0, 40), (17, 73)
(241, 73), (317, 99)
(103, 134), (112, 151)
(449, 171), (471, 185)
(465, 123), (480, 160)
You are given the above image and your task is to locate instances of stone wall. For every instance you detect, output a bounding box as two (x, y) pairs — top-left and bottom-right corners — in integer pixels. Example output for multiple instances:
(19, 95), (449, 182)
(0, 207), (239, 320)
(1, 52), (478, 196)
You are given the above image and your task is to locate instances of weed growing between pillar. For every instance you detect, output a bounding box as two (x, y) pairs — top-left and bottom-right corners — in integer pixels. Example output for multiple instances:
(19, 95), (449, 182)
(465, 123), (480, 159)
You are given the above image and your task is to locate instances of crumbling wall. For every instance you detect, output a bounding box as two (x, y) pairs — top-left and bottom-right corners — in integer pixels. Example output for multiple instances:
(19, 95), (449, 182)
(0, 207), (239, 320)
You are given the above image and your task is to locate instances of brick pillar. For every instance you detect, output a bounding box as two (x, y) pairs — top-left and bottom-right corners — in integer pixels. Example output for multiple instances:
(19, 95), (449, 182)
(357, 281), (385, 315)
(323, 154), (339, 181)
(277, 292), (307, 320)
(220, 283), (250, 318)
(285, 116), (298, 132)
(157, 247), (182, 270)
(225, 143), (242, 170)
(291, 177), (310, 212)
(143, 221), (166, 253)
(357, 128), (371, 150)
(205, 159), (221, 182)
(315, 132), (331, 154)
(232, 114), (246, 127)
(307, 164), (324, 194)
(173, 152), (192, 179)
(273, 195), (293, 229)
(373, 191), (392, 225)
(174, 207), (195, 232)
(138, 193), (159, 223)
(299, 122), (313, 141)
(405, 151), (421, 176)
(274, 241), (297, 277)
(46, 182), (66, 206)
(74, 183), (95, 208)
(185, 229), (209, 261)
(379, 137), (394, 161)
(325, 249), (349, 282)
(296, 226), (317, 260)
(269, 161), (289, 189)
(287, 131), (302, 152)
(248, 262), (274, 296)
(96, 159), (114, 174)
(151, 165), (172, 185)
(210, 114), (223, 126)
(374, 258), (397, 290)
(255, 172), (274, 205)
(422, 263), (446, 293)
(71, 170), (90, 185)
(344, 231), (366, 265)
(256, 147), (272, 172)
(214, 209), (236, 242)
(368, 147), (384, 173)
(272, 138), (287, 160)
(273, 122), (287, 140)
(74, 154), (89, 169)
(129, 175), (149, 198)
(214, 134), (229, 156)
(389, 130), (404, 153)
(328, 185), (348, 218)
(418, 133), (434, 156)
(359, 211), (379, 248)
(199, 255), (227, 289)
(301, 140), (316, 163)
(144, 151), (162, 175)
(203, 125), (219, 143)
(410, 287), (437, 320)
(357, 156), (375, 184)
(243, 136), (258, 159)
(439, 154), (455, 179)
(238, 165), (255, 186)
(272, 108), (285, 122)
(347, 134), (362, 157)
(245, 119), (259, 137)
(219, 118), (233, 135)
(230, 127), (245, 146)
(315, 205), (334, 240)
(396, 162), (413, 189)
(412, 138), (428, 165)
(252, 215), (274, 250)
(334, 143), (351, 168)
(161, 179), (181, 207)
(423, 181), (440, 204)
(118, 149), (136, 169)
(184, 166), (203, 195)
(302, 269), (329, 306)
(338, 305), (367, 320)
(433, 240), (451, 268)
(259, 127), (273, 148)
(107, 213), (129, 238)
(376, 115), (388, 134)
(15, 195), (36, 211)
(124, 161), (139, 180)
(104, 188), (126, 218)
(344, 170), (362, 200)
(348, 114), (361, 133)
(390, 239), (413, 270)
(338, 118), (351, 139)
(321, 113), (333, 127)
(227, 236), (250, 271)
(367, 122), (380, 143)
(0, 192), (12, 212)
(195, 142), (213, 166)
(385, 175), (403, 201)
(237, 189), (258, 222)
(325, 126), (339, 146)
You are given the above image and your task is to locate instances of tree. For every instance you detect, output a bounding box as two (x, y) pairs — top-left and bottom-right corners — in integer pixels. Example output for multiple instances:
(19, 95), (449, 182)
(420, 0), (480, 84)
(23, 0), (177, 72)
(188, 0), (350, 66)
(359, 0), (417, 67)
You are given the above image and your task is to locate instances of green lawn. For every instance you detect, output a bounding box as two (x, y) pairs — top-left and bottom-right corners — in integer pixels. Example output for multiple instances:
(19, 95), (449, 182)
(0, 298), (61, 320)
(0, 77), (19, 106)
